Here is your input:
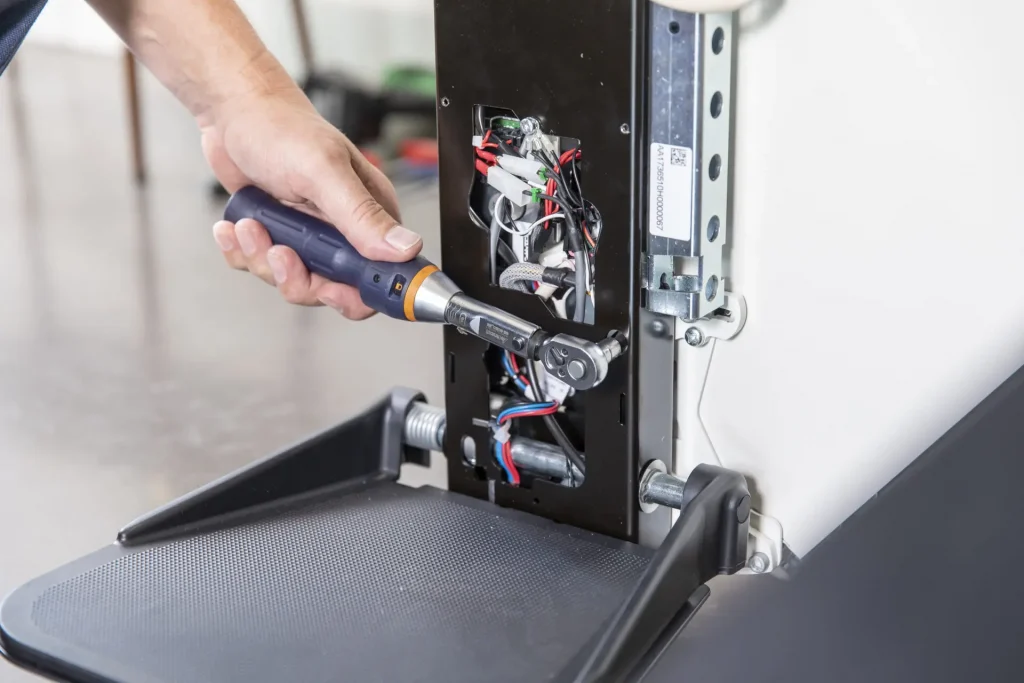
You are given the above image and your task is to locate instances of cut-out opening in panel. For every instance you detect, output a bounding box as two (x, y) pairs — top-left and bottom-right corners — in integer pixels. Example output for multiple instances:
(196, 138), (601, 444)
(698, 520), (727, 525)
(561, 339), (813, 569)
(481, 345), (586, 491)
(469, 105), (603, 325)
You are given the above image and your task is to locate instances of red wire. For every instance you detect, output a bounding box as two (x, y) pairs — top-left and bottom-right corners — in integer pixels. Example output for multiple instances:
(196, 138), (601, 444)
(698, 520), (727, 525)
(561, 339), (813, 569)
(476, 149), (497, 163)
(502, 442), (520, 486)
(475, 159), (490, 176)
(508, 354), (530, 386)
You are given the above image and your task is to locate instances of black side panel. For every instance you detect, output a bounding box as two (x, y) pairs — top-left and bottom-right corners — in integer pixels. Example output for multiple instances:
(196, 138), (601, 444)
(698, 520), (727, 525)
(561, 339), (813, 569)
(434, 0), (648, 540)
(644, 362), (1024, 683)
(1, 485), (651, 683)
(117, 388), (426, 546)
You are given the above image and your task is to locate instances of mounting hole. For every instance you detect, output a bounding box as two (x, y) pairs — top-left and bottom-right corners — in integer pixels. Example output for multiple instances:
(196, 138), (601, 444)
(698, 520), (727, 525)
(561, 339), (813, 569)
(710, 92), (723, 119)
(461, 435), (477, 466)
(668, 21), (680, 34)
(440, 96), (450, 107)
(533, 497), (541, 505)
(708, 154), (722, 181)
(373, 274), (381, 283)
(705, 275), (719, 301)
(707, 216), (720, 243)
(712, 27), (726, 54)
(620, 123), (630, 134)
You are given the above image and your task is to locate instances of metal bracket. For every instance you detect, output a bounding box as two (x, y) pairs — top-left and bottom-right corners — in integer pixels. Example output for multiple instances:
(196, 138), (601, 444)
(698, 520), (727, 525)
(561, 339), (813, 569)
(644, 10), (735, 322)
(677, 291), (747, 347)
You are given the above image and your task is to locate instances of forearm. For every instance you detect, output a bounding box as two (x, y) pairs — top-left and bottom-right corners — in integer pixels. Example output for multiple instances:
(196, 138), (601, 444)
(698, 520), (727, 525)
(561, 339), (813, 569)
(86, 0), (297, 122)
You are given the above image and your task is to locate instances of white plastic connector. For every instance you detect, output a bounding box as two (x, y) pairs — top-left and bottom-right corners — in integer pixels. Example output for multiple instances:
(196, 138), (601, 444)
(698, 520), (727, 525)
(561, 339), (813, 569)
(472, 135), (484, 147)
(491, 423), (512, 444)
(497, 155), (546, 182)
(487, 166), (534, 207)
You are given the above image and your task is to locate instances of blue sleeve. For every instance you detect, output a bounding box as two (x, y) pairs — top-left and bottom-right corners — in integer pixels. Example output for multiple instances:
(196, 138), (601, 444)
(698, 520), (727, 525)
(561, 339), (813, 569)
(0, 0), (48, 76)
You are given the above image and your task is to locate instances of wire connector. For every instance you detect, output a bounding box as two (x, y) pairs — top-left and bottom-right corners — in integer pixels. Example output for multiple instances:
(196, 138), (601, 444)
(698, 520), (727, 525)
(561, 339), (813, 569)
(491, 422), (512, 445)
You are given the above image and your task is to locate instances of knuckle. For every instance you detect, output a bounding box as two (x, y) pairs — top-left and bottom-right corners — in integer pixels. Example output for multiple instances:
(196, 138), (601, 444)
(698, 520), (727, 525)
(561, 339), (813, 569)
(350, 196), (388, 231)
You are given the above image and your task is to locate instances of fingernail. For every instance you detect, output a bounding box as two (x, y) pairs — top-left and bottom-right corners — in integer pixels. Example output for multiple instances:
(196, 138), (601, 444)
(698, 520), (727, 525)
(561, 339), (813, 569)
(213, 223), (234, 252)
(384, 225), (422, 252)
(237, 224), (257, 256)
(267, 249), (287, 284)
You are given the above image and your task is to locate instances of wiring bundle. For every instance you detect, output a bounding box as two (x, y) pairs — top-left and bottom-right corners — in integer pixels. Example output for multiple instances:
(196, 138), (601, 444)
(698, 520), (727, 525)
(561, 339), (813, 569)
(470, 110), (595, 489)
(469, 112), (603, 325)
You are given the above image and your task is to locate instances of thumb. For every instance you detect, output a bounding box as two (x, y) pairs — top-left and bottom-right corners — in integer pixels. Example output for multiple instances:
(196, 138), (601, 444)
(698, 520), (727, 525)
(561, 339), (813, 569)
(309, 160), (422, 263)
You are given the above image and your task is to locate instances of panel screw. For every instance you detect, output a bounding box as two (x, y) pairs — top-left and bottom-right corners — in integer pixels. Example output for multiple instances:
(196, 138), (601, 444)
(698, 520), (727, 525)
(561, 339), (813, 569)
(620, 123), (630, 134)
(650, 318), (670, 338)
(748, 552), (770, 574)
(520, 117), (540, 136)
(440, 96), (450, 107)
(684, 327), (705, 347)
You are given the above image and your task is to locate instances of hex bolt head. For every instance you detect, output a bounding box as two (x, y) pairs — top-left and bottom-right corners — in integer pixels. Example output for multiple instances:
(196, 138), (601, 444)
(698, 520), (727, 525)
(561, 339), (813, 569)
(520, 117), (540, 136)
(748, 552), (770, 574)
(684, 327), (705, 347)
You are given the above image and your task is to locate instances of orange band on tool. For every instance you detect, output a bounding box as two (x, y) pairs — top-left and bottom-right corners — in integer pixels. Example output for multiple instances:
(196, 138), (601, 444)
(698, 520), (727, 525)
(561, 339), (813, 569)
(404, 265), (440, 321)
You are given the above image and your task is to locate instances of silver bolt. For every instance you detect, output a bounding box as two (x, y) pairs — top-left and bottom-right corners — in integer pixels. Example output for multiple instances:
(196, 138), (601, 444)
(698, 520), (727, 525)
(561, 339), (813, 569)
(520, 117), (540, 136)
(620, 123), (630, 134)
(748, 552), (770, 574)
(649, 318), (670, 338)
(440, 96), (450, 107)
(684, 327), (705, 347)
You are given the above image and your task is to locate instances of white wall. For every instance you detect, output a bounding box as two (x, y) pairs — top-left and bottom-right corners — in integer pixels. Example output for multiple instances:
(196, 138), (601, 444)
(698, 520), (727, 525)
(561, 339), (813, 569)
(27, 0), (435, 81)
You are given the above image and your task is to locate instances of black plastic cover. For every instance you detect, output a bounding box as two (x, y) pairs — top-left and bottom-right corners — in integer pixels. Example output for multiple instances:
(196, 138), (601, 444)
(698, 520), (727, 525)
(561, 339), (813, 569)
(1, 485), (651, 683)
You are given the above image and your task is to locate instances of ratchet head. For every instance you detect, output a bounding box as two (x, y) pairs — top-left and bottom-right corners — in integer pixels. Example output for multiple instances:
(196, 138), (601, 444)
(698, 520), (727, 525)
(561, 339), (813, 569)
(539, 333), (627, 391)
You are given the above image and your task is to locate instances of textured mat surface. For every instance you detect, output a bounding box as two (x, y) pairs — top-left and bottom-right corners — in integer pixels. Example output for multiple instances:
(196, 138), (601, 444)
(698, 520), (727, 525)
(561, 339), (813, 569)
(3, 484), (650, 683)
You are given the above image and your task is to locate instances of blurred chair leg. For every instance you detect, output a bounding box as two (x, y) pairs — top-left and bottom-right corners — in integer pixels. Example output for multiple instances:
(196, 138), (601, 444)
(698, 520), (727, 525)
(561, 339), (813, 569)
(123, 49), (146, 184)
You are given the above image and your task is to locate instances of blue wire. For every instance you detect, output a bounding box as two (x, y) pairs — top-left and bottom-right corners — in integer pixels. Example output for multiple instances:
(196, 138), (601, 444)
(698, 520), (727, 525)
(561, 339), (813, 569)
(501, 353), (530, 393)
(497, 402), (557, 424)
(494, 441), (513, 481)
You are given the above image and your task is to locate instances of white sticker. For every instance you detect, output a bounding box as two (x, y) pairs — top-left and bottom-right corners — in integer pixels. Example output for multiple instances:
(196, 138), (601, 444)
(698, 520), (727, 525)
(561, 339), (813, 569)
(648, 143), (694, 242)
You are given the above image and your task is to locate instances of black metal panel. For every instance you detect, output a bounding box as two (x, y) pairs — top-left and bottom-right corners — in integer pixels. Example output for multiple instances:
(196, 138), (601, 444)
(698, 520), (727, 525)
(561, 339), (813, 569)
(434, 0), (651, 540)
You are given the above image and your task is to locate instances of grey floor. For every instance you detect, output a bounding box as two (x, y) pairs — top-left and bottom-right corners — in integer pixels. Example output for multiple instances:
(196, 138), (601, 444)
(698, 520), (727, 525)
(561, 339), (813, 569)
(0, 48), (445, 682)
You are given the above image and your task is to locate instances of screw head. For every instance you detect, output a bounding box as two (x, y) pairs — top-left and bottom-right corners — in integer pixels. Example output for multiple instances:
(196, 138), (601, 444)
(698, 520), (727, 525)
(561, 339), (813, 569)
(620, 123), (631, 134)
(684, 327), (705, 347)
(705, 275), (719, 301)
(520, 117), (540, 136)
(748, 552), (770, 574)
(440, 96), (450, 107)
(649, 318), (670, 338)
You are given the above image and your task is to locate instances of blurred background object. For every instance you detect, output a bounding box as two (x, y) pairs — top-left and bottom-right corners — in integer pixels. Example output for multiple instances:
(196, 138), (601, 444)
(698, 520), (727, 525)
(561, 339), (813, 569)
(0, 5), (441, 681)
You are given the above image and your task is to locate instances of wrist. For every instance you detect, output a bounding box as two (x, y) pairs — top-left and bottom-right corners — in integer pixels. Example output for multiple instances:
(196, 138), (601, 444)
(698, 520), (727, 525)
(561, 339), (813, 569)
(193, 48), (304, 128)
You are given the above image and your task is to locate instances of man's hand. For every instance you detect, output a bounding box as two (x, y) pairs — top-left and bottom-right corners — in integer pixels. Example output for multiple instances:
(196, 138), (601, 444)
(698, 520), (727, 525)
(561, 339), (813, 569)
(86, 0), (421, 319)
(203, 87), (422, 319)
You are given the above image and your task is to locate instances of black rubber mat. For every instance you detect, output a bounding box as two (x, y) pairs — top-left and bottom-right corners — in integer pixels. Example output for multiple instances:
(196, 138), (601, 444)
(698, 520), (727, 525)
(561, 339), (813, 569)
(2, 483), (651, 683)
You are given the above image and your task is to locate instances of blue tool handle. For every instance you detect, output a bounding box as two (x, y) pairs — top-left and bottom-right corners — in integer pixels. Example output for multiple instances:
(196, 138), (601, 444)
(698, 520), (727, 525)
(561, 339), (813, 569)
(224, 186), (436, 321)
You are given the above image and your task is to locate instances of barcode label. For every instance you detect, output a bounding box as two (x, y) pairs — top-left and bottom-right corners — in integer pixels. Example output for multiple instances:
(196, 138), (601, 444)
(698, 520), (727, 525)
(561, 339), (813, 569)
(649, 143), (694, 242)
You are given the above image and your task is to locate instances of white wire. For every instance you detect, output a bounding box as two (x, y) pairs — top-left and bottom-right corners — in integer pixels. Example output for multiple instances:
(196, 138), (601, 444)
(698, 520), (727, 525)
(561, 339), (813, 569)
(520, 213), (564, 234)
(493, 194), (563, 237)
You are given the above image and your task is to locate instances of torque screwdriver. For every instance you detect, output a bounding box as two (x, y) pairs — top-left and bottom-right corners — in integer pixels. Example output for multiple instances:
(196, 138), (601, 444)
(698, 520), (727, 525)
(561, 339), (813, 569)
(224, 186), (625, 391)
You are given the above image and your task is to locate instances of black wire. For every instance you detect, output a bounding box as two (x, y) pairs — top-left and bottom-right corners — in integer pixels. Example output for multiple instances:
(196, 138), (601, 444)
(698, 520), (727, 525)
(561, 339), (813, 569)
(470, 206), (517, 265)
(525, 359), (586, 478)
